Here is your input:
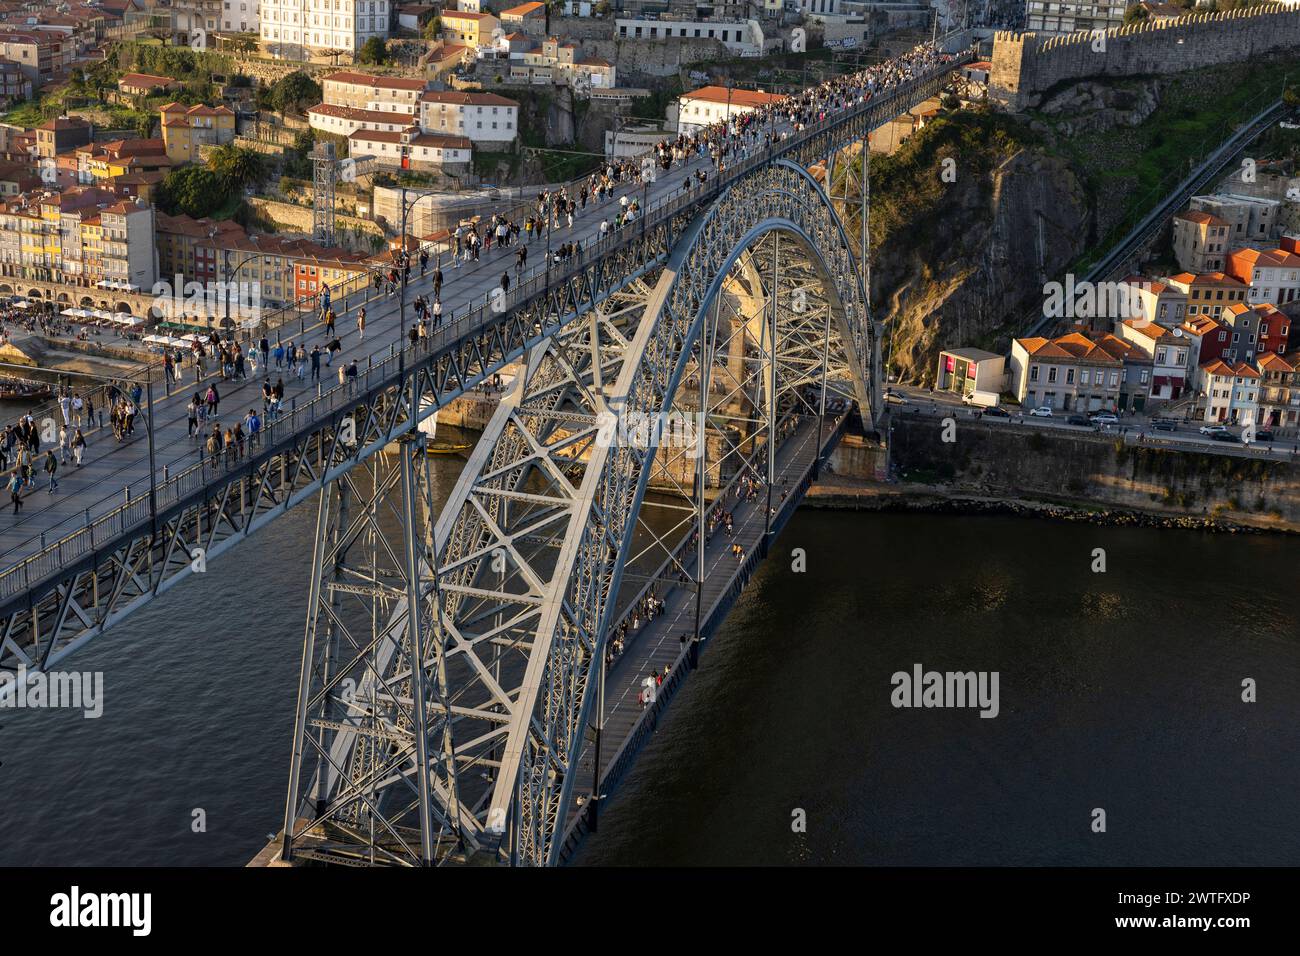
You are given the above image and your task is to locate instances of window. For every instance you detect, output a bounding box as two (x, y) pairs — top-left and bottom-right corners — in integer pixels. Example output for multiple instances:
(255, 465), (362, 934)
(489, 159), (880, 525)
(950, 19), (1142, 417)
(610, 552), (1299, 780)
(1048, 367), (1058, 384)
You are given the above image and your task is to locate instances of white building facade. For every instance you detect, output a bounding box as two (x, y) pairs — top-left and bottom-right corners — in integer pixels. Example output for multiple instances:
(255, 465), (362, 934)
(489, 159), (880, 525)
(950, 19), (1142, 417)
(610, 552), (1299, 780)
(260, 0), (390, 55)
(418, 91), (519, 147)
(220, 0), (261, 33)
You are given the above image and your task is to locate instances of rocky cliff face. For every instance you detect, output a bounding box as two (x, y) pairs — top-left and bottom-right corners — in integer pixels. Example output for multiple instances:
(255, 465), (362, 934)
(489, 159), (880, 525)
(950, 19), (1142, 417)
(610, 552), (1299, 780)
(863, 112), (1090, 385)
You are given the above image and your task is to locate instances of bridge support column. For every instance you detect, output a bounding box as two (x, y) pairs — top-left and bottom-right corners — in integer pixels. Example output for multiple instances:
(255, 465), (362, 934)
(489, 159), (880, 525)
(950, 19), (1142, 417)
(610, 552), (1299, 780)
(281, 435), (465, 867)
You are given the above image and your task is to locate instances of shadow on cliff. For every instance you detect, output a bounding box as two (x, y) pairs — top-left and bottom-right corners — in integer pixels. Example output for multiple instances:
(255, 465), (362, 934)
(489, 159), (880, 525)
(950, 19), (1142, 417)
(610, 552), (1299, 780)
(834, 106), (1091, 387)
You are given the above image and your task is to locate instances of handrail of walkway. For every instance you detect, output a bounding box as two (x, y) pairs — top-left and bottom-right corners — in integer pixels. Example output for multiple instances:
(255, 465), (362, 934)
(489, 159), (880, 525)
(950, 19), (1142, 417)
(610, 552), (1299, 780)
(0, 58), (970, 600)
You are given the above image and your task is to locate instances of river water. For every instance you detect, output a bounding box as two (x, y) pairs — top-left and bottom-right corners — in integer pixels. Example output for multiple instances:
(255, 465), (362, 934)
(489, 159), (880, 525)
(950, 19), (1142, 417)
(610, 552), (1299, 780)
(0, 465), (1295, 866)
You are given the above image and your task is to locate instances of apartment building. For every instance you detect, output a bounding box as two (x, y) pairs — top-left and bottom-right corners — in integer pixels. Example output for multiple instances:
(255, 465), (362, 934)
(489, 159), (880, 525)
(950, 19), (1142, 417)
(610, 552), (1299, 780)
(617, 17), (764, 56)
(440, 9), (499, 46)
(156, 211), (246, 288)
(35, 116), (92, 160)
(1117, 319), (1191, 402)
(308, 103), (416, 137)
(1190, 193), (1281, 243)
(1256, 352), (1300, 433)
(500, 1), (546, 34)
(99, 198), (158, 292)
(1009, 331), (1124, 413)
(0, 187), (156, 291)
(0, 30), (72, 88)
(513, 36), (617, 89)
(1222, 246), (1300, 307)
(1118, 276), (1187, 328)
(321, 70), (430, 112)
(260, 0), (390, 56)
(0, 60), (32, 106)
(75, 139), (171, 184)
(348, 128), (472, 172)
(1180, 314), (1231, 391)
(1171, 210), (1230, 274)
(159, 102), (236, 163)
(118, 72), (177, 96)
(1200, 360), (1260, 425)
(674, 85), (785, 134)
(1025, 0), (1127, 34)
(1221, 302), (1291, 362)
(417, 90), (518, 147)
(294, 249), (371, 306)
(219, 0), (261, 33)
(1163, 272), (1250, 320)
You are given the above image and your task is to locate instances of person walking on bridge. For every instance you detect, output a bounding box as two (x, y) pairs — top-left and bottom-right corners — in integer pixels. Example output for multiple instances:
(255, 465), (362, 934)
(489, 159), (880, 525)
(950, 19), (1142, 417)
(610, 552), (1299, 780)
(43, 449), (58, 494)
(8, 469), (21, 514)
(357, 307), (366, 342)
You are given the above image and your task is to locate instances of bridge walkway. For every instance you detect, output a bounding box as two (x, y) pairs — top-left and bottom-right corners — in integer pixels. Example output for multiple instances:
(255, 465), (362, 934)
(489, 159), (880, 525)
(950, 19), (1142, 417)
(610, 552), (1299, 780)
(0, 142), (717, 572)
(555, 413), (841, 861)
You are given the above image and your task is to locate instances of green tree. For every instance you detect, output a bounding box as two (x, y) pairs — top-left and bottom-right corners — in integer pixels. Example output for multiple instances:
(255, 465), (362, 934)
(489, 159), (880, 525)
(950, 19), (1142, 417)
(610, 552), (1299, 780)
(160, 165), (229, 218)
(207, 143), (268, 194)
(358, 37), (387, 66)
(1123, 3), (1149, 24)
(269, 71), (321, 115)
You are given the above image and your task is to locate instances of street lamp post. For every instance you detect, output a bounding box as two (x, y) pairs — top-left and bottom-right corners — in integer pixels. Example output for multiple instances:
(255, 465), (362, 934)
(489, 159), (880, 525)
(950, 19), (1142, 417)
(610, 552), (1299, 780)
(221, 248), (266, 340)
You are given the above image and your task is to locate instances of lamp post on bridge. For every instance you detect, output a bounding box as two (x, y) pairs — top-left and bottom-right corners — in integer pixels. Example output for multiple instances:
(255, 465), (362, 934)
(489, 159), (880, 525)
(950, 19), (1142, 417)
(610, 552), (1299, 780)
(395, 184), (442, 380)
(221, 248), (267, 341)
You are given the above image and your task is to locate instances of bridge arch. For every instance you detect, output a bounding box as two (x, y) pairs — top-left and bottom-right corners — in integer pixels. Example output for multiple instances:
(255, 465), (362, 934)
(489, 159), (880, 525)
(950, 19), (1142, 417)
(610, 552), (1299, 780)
(476, 159), (876, 864)
(283, 160), (879, 867)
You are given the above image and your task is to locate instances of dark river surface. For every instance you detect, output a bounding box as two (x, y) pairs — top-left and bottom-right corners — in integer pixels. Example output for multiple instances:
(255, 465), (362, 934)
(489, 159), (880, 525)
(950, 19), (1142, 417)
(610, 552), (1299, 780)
(0, 464), (1295, 866)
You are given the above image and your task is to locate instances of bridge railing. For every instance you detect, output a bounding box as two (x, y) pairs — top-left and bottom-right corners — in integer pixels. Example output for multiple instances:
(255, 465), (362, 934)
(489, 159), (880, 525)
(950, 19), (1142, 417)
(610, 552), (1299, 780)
(0, 58), (971, 599)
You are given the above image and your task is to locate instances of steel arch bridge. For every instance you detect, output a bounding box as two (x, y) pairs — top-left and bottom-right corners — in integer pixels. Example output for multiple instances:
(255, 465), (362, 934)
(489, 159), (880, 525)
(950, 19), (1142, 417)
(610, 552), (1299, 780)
(0, 60), (964, 696)
(0, 55), (972, 866)
(281, 160), (881, 866)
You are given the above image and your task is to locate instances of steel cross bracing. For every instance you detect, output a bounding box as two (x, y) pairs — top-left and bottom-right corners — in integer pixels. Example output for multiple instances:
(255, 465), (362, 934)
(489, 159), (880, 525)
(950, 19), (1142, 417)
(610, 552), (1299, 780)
(279, 159), (876, 866)
(0, 56), (970, 706)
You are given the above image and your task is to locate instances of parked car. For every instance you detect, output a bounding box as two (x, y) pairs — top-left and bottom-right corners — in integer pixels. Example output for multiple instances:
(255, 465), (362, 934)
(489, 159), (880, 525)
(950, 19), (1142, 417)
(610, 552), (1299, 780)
(1090, 413), (1119, 426)
(982, 406), (1011, 418)
(1253, 429), (1275, 442)
(1151, 418), (1177, 432)
(1066, 415), (1090, 426)
(1212, 431), (1241, 443)
(1028, 406), (1053, 417)
(1199, 424), (1228, 436)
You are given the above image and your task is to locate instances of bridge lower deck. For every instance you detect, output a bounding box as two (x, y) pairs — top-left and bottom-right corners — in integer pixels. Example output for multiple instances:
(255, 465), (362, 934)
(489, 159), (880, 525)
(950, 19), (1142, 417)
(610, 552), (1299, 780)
(555, 414), (838, 862)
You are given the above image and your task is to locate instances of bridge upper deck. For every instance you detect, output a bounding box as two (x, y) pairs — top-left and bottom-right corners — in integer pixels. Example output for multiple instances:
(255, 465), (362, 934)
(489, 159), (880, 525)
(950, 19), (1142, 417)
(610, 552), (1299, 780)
(0, 54), (969, 619)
